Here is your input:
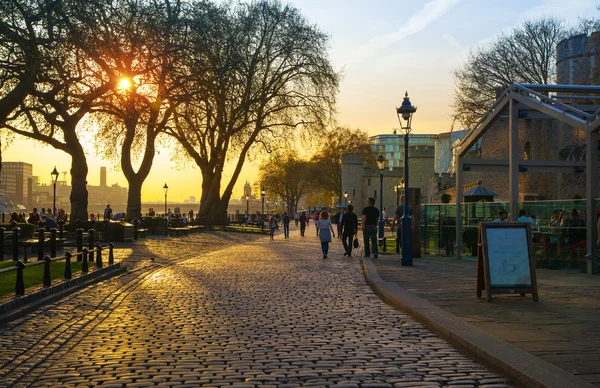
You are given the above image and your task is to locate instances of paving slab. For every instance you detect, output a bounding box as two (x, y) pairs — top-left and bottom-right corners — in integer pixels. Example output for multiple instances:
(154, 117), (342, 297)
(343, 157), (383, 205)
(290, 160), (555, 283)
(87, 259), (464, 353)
(368, 254), (600, 387)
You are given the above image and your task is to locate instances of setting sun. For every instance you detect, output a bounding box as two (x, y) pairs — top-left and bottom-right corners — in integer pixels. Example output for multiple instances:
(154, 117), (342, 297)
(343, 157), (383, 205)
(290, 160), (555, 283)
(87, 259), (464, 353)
(117, 77), (131, 90)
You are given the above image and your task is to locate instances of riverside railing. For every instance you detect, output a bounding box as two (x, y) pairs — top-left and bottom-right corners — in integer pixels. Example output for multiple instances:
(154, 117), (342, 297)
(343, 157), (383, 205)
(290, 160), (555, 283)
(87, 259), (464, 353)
(0, 242), (115, 297)
(0, 227), (94, 263)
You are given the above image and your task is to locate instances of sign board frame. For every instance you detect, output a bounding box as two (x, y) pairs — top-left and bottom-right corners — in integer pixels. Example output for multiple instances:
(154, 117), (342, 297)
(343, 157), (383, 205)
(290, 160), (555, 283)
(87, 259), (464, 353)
(476, 222), (539, 302)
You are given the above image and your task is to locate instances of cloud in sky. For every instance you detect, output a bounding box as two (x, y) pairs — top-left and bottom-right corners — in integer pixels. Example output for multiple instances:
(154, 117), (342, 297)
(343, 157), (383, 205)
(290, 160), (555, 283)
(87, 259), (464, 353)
(350, 0), (462, 64)
(442, 33), (461, 49)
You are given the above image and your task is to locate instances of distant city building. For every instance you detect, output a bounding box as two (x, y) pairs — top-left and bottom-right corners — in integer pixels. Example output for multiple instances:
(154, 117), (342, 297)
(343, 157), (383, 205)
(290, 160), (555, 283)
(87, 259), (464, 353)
(183, 196), (197, 204)
(1, 162), (33, 208)
(342, 134), (436, 212)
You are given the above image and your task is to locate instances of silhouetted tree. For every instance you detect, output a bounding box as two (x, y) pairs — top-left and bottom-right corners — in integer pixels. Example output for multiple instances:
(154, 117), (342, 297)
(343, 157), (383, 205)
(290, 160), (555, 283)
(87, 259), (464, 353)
(452, 18), (568, 128)
(311, 126), (375, 201)
(167, 0), (339, 225)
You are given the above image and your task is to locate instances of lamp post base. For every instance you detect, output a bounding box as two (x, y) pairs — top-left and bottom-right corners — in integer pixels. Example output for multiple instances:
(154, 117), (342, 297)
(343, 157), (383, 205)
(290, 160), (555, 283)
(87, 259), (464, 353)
(401, 215), (413, 266)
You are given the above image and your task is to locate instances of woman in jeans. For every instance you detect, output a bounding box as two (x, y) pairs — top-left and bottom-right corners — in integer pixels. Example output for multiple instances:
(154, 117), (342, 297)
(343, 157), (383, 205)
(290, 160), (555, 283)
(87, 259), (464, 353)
(317, 211), (335, 258)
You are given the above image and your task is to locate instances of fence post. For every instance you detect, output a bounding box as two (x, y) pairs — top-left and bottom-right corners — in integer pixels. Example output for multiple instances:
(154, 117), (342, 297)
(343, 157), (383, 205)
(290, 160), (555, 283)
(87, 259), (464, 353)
(16, 260), (25, 296)
(37, 227), (45, 261)
(0, 227), (4, 262)
(43, 255), (52, 287)
(64, 252), (72, 280)
(96, 243), (103, 269)
(50, 228), (57, 258)
(12, 227), (20, 261)
(109, 243), (114, 265)
(76, 228), (84, 260)
(88, 229), (95, 264)
(57, 219), (65, 239)
(82, 248), (89, 273)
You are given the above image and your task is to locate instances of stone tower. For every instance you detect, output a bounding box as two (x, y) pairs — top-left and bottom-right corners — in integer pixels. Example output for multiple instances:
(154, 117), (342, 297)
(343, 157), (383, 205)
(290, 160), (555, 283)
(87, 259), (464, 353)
(341, 154), (365, 208)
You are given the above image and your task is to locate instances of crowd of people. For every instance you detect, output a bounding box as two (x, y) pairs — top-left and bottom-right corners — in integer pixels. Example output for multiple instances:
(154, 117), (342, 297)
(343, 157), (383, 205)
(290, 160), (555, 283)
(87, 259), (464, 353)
(250, 195), (416, 260)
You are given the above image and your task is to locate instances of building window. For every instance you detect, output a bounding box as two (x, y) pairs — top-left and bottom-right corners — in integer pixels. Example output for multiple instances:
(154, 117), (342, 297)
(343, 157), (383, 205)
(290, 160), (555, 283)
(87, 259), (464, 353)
(524, 141), (531, 161)
(374, 190), (377, 199)
(367, 178), (371, 186)
(353, 189), (356, 197)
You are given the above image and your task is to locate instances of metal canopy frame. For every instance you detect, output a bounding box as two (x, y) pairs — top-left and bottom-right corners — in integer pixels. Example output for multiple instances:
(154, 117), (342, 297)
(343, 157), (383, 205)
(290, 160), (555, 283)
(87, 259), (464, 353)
(455, 84), (600, 274)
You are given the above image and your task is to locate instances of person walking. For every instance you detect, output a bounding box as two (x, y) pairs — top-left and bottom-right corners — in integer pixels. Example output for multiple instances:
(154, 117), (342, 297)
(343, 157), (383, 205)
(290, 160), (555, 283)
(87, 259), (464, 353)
(361, 197), (380, 259)
(268, 215), (277, 240)
(299, 212), (307, 237)
(294, 212), (299, 226)
(314, 212), (320, 236)
(317, 210), (335, 259)
(282, 212), (291, 238)
(334, 207), (345, 239)
(340, 204), (359, 257)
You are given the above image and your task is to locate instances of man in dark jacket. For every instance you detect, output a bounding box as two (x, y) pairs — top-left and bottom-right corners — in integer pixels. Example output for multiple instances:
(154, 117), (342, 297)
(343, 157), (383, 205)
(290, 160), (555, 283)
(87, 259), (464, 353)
(340, 204), (359, 257)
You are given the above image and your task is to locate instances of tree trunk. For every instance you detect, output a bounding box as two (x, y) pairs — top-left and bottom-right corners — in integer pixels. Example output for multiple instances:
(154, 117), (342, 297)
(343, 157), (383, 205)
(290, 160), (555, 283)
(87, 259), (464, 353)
(126, 175), (143, 220)
(69, 147), (89, 223)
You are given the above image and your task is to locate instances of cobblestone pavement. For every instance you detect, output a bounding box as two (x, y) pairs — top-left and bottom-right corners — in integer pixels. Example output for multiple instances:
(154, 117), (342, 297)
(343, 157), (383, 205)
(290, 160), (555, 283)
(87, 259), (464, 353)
(0, 227), (512, 387)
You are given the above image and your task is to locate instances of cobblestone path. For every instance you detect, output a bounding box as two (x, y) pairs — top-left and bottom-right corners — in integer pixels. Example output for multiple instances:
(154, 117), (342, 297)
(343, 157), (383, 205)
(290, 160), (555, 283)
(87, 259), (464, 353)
(0, 228), (512, 387)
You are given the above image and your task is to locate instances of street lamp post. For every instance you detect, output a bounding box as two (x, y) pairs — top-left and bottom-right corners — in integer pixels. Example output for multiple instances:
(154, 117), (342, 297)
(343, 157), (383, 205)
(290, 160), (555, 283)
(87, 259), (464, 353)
(275, 201), (278, 214)
(51, 167), (59, 217)
(343, 189), (348, 208)
(163, 183), (169, 233)
(261, 187), (266, 230)
(396, 92), (417, 266)
(246, 195), (249, 218)
(376, 155), (386, 241)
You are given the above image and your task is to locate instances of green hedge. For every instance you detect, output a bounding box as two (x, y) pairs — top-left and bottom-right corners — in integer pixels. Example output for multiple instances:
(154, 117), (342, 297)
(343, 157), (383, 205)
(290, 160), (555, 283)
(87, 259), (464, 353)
(0, 222), (36, 238)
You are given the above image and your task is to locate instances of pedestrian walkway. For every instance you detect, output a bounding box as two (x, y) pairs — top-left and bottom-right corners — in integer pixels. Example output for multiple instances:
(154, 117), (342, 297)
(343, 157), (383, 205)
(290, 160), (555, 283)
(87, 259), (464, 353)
(368, 253), (600, 387)
(0, 226), (511, 387)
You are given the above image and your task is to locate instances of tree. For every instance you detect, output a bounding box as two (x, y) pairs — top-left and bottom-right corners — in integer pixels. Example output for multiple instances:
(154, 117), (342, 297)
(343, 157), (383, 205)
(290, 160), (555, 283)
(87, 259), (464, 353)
(167, 0), (339, 225)
(259, 152), (311, 215)
(1, 0), (116, 221)
(311, 126), (375, 201)
(80, 0), (188, 219)
(0, 0), (58, 178)
(452, 18), (569, 128)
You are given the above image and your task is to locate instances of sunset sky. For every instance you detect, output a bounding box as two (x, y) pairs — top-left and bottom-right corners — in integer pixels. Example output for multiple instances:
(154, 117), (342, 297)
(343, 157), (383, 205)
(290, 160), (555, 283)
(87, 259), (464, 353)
(3, 0), (598, 203)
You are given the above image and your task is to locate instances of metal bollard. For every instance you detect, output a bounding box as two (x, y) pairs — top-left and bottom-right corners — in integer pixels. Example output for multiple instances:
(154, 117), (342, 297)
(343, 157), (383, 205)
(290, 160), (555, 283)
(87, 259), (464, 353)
(96, 243), (103, 268)
(82, 248), (89, 273)
(43, 255), (52, 287)
(50, 228), (57, 258)
(12, 227), (20, 262)
(88, 229), (95, 264)
(109, 243), (114, 265)
(38, 227), (46, 261)
(64, 252), (72, 280)
(76, 228), (84, 260)
(0, 227), (4, 262)
(58, 219), (65, 239)
(15, 260), (25, 296)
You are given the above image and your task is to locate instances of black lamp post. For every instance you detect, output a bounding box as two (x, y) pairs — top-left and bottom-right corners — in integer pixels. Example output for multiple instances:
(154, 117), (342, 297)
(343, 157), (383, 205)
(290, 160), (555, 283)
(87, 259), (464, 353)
(246, 194), (249, 218)
(344, 189), (348, 209)
(396, 91), (417, 266)
(261, 186), (266, 229)
(275, 201), (278, 214)
(376, 154), (386, 240)
(163, 183), (168, 232)
(51, 167), (59, 217)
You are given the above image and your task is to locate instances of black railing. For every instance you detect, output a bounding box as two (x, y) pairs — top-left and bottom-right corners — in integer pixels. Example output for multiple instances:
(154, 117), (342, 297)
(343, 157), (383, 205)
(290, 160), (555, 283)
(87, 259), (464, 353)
(0, 242), (115, 296)
(0, 227), (93, 263)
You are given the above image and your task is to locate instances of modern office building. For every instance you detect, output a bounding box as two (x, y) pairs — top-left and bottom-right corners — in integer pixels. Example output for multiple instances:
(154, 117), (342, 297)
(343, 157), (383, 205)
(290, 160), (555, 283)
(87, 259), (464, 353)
(0, 161), (33, 208)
